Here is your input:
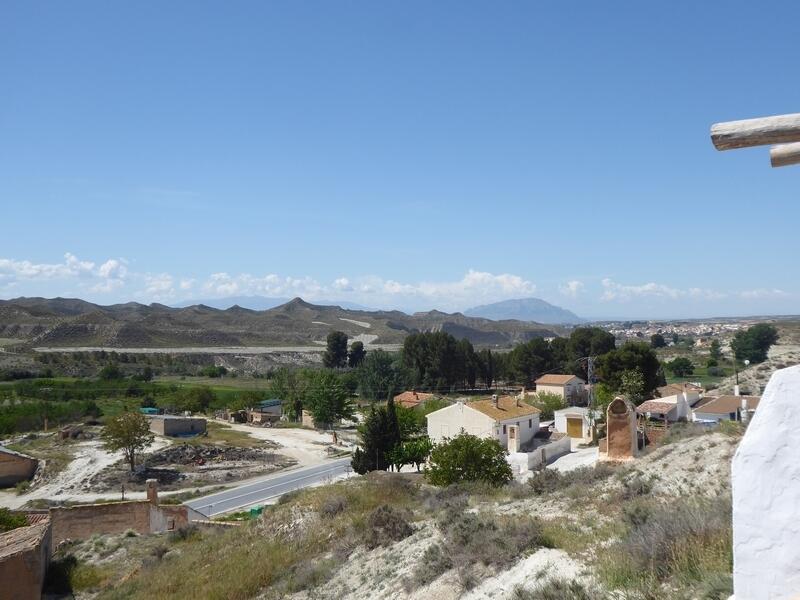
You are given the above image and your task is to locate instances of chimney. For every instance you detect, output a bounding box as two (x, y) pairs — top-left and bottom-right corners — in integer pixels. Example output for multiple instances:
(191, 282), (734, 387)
(146, 479), (159, 506)
(734, 384), (741, 397)
(741, 396), (748, 411)
(516, 395), (521, 407)
(492, 394), (498, 407)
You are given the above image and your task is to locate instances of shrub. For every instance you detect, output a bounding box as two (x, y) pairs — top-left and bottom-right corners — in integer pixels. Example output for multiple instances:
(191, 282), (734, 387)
(319, 494), (348, 519)
(528, 464), (615, 496)
(415, 511), (549, 588)
(513, 579), (604, 600)
(600, 498), (732, 587)
(364, 505), (413, 549)
(168, 524), (199, 543)
(0, 507), (27, 532)
(528, 391), (565, 420)
(707, 366), (725, 377)
(620, 475), (652, 500)
(425, 433), (512, 487)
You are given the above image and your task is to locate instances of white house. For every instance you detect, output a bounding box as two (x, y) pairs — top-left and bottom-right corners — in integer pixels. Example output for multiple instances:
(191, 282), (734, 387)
(535, 374), (586, 403)
(693, 395), (760, 423)
(553, 406), (592, 440)
(656, 383), (703, 406)
(426, 395), (540, 449)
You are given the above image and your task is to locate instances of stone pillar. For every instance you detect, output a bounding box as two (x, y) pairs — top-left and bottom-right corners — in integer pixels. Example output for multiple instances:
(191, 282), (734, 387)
(146, 479), (159, 506)
(602, 397), (638, 461)
(732, 365), (800, 599)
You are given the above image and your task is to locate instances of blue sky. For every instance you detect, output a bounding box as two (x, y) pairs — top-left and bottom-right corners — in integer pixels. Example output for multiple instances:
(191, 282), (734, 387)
(1, 1), (798, 319)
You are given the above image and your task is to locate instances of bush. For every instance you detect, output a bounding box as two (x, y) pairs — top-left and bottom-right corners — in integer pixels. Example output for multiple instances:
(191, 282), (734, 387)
(426, 433), (512, 487)
(319, 495), (348, 519)
(415, 511), (550, 589)
(620, 475), (652, 500)
(0, 507), (27, 532)
(364, 505), (413, 549)
(527, 464), (615, 496)
(707, 366), (725, 377)
(513, 579), (604, 600)
(600, 498), (732, 587)
(528, 391), (565, 420)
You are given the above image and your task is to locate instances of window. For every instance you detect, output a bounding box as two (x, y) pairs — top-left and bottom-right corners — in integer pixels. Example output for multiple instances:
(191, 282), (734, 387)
(528, 419), (532, 428)
(502, 424), (506, 434)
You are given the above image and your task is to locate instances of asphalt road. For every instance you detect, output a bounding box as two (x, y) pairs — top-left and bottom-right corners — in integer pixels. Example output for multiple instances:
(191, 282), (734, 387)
(185, 457), (352, 518)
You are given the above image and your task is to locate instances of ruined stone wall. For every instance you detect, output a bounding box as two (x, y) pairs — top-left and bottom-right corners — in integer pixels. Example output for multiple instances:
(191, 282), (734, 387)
(0, 451), (37, 487)
(0, 521), (51, 600)
(50, 501), (189, 545)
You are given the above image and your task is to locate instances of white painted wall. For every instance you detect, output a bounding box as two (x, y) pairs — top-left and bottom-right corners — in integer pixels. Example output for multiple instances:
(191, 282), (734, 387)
(732, 365), (800, 599)
(553, 408), (590, 439)
(425, 403), (539, 447)
(425, 403), (496, 445)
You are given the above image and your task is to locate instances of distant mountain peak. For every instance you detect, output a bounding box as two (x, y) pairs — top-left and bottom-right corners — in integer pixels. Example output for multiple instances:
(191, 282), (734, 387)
(465, 297), (584, 325)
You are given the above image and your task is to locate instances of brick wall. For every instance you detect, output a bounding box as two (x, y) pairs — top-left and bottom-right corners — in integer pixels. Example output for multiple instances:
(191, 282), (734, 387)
(50, 501), (189, 545)
(0, 451), (38, 487)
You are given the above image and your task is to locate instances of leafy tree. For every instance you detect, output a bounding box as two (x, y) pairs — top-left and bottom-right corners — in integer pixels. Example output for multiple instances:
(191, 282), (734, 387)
(140, 366), (154, 382)
(666, 357), (694, 377)
(731, 324), (779, 364)
(0, 508), (27, 533)
(323, 331), (349, 368)
(304, 369), (354, 429)
(507, 338), (554, 385)
(395, 404), (425, 440)
(102, 411), (155, 472)
(401, 332), (460, 391)
(650, 333), (666, 349)
(357, 350), (408, 401)
(348, 341), (366, 368)
(388, 437), (433, 472)
(351, 399), (402, 474)
(476, 348), (494, 389)
(269, 368), (309, 421)
(619, 369), (645, 404)
(425, 433), (512, 487)
(200, 365), (228, 378)
(706, 358), (718, 368)
(172, 386), (215, 413)
(98, 362), (123, 380)
(568, 327), (616, 379)
(672, 333), (679, 344)
(596, 342), (664, 396)
(530, 391), (565, 420)
(709, 339), (722, 362)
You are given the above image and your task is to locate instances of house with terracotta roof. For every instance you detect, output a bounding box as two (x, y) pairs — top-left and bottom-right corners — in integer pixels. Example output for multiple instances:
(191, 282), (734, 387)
(693, 395), (760, 423)
(425, 395), (540, 448)
(636, 398), (686, 422)
(393, 391), (435, 409)
(534, 374), (586, 403)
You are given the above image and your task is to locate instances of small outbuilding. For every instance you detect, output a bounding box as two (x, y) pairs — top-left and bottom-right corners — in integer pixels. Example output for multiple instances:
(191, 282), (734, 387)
(148, 415), (207, 437)
(553, 407), (592, 441)
(0, 447), (38, 488)
(248, 399), (282, 424)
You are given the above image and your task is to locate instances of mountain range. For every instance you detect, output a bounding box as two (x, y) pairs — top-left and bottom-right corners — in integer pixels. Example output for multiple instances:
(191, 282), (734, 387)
(464, 297), (584, 324)
(0, 297), (560, 349)
(172, 296), (373, 311)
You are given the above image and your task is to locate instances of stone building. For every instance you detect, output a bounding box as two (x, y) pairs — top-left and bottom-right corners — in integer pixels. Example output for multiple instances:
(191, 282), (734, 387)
(147, 415), (207, 437)
(0, 446), (38, 488)
(0, 518), (51, 599)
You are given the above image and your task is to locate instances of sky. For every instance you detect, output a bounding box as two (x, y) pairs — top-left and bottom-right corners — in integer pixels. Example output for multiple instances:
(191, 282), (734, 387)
(1, 1), (799, 320)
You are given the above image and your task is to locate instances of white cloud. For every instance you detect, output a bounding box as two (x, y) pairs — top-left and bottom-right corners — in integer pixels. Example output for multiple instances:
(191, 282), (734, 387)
(739, 288), (787, 299)
(140, 273), (175, 301)
(332, 277), (353, 292)
(179, 278), (195, 291)
(559, 280), (584, 297)
(600, 278), (726, 302)
(0, 252), (95, 280)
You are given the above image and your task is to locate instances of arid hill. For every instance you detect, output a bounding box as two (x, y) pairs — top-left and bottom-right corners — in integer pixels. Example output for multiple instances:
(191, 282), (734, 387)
(0, 297), (559, 348)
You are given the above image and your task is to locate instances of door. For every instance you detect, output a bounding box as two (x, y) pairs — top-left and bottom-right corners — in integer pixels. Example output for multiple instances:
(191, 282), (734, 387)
(567, 417), (583, 438)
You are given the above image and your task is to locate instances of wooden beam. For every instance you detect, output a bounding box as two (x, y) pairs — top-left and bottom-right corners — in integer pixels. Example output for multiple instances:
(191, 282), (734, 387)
(711, 113), (800, 150)
(770, 142), (800, 167)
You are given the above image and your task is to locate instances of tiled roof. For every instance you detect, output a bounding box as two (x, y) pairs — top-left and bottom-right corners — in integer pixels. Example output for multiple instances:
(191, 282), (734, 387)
(393, 391), (434, 408)
(468, 396), (540, 421)
(657, 383), (702, 397)
(535, 374), (582, 386)
(694, 395), (760, 415)
(24, 513), (49, 526)
(636, 400), (678, 415)
(0, 522), (49, 559)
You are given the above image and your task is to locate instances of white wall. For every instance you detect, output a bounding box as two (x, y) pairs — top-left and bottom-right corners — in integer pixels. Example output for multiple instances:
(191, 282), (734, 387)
(553, 409), (590, 439)
(426, 403), (496, 445)
(732, 365), (800, 599)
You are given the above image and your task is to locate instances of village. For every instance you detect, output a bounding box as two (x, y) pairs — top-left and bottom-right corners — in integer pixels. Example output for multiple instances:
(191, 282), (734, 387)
(4, 2), (800, 599)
